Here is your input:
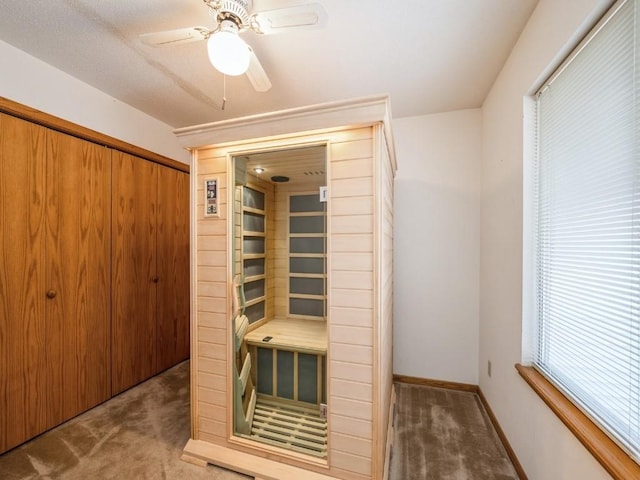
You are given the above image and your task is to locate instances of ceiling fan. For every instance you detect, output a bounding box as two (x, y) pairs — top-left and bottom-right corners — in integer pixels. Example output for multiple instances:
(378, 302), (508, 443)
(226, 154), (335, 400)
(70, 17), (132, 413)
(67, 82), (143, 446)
(140, 0), (327, 93)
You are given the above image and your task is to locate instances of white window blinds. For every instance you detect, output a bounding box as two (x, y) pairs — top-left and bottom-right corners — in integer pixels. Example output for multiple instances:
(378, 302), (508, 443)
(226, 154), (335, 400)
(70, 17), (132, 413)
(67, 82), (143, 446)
(534, 0), (640, 460)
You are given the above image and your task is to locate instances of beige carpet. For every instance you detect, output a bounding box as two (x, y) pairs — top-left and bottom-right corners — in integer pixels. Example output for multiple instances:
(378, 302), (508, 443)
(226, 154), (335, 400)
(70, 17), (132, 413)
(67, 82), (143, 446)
(0, 361), (248, 480)
(389, 382), (519, 480)
(0, 363), (519, 479)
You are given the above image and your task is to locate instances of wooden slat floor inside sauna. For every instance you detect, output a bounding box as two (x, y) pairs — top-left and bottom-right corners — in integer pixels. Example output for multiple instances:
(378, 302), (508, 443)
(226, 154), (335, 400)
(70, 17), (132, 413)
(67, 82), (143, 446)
(250, 397), (327, 458)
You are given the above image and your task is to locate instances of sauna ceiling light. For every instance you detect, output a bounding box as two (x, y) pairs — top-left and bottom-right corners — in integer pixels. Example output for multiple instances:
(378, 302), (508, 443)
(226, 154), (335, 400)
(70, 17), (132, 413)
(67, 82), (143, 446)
(253, 167), (264, 174)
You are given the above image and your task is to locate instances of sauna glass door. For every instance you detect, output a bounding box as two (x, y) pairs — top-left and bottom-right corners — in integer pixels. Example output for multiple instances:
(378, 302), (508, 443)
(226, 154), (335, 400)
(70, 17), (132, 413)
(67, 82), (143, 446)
(231, 146), (329, 458)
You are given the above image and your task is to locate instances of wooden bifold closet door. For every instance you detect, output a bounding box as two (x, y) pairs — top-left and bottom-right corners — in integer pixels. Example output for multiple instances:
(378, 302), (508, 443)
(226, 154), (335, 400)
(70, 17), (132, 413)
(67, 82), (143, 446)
(0, 114), (111, 453)
(111, 151), (189, 395)
(46, 128), (112, 422)
(111, 152), (158, 395)
(156, 165), (190, 373)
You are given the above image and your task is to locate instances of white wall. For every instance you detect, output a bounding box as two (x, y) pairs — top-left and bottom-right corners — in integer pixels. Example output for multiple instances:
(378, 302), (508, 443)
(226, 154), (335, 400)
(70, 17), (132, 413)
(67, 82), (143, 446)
(393, 109), (481, 385)
(480, 0), (614, 479)
(0, 40), (189, 163)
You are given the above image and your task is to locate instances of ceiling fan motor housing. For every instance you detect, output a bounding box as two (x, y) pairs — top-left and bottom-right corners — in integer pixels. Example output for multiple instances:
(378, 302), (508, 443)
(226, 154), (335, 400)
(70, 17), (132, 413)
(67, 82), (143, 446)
(215, 0), (251, 27)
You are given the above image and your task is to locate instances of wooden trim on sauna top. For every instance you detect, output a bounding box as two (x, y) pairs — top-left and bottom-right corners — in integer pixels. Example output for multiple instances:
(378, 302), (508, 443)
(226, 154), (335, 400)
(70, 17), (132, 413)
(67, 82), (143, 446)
(173, 94), (397, 172)
(392, 374), (528, 480)
(516, 364), (640, 480)
(0, 96), (188, 172)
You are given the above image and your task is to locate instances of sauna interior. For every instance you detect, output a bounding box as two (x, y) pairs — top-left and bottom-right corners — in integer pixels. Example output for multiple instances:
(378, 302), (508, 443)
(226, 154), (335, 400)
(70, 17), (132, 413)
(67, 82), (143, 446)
(181, 96), (395, 480)
(231, 145), (329, 456)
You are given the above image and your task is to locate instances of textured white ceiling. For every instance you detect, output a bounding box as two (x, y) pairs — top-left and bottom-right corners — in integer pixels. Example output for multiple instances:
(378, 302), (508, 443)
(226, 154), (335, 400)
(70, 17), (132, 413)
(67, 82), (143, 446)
(0, 0), (538, 128)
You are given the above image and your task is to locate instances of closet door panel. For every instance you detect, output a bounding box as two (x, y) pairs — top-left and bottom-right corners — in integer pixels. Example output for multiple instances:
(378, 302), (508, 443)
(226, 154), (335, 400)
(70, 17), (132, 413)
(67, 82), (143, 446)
(0, 114), (48, 453)
(156, 166), (190, 372)
(46, 130), (111, 422)
(112, 152), (157, 394)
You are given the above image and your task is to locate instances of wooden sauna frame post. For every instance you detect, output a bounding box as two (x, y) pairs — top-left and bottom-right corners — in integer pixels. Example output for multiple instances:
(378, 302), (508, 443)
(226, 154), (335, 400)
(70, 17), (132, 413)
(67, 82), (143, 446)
(177, 95), (397, 480)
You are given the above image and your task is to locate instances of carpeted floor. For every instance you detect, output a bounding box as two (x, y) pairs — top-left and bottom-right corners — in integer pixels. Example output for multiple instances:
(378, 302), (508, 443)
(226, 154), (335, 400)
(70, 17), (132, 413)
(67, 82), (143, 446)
(0, 361), (248, 480)
(0, 363), (518, 479)
(389, 382), (519, 480)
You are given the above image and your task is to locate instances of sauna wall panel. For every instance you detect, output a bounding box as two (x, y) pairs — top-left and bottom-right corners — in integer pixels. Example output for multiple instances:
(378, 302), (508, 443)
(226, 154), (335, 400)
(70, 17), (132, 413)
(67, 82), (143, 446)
(272, 181), (326, 321)
(374, 126), (395, 477)
(244, 175), (274, 328)
(274, 187), (289, 318)
(328, 126), (375, 478)
(195, 149), (229, 445)
(264, 180), (276, 323)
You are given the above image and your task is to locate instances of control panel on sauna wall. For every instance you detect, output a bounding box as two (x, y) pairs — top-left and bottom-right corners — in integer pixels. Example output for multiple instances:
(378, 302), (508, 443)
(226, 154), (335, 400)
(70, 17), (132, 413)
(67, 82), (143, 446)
(204, 178), (218, 217)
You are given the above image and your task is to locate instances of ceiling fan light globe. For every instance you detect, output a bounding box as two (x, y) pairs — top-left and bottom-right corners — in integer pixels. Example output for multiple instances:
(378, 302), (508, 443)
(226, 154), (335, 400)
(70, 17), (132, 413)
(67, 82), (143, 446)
(207, 31), (250, 76)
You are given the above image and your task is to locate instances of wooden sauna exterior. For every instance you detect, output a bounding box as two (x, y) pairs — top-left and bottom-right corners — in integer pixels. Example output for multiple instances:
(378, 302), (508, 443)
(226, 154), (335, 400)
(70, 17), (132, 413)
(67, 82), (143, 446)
(177, 96), (396, 480)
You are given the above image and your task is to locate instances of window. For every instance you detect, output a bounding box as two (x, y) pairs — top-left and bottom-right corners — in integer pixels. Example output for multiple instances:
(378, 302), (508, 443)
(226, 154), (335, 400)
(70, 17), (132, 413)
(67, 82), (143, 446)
(531, 0), (640, 463)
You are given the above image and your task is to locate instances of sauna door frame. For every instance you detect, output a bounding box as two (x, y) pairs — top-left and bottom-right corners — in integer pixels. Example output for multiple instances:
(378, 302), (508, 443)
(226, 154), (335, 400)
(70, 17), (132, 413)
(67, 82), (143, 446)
(226, 141), (332, 464)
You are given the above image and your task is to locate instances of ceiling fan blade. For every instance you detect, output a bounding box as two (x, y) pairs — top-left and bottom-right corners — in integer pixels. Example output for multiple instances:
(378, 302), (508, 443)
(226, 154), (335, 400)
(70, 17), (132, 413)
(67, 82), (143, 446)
(246, 47), (272, 92)
(139, 26), (209, 47)
(251, 3), (327, 35)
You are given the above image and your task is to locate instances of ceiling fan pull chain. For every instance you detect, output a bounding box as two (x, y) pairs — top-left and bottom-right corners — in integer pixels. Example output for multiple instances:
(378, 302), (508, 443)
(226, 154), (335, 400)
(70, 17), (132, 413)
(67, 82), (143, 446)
(222, 74), (227, 110)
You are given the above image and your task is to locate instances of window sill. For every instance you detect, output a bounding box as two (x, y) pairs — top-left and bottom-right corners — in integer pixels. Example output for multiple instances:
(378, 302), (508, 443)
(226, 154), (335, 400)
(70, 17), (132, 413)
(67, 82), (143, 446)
(515, 364), (640, 480)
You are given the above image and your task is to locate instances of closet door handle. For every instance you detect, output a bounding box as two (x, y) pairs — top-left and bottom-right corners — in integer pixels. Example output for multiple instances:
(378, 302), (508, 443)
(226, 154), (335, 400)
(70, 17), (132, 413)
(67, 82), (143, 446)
(46, 290), (57, 299)
(151, 275), (159, 283)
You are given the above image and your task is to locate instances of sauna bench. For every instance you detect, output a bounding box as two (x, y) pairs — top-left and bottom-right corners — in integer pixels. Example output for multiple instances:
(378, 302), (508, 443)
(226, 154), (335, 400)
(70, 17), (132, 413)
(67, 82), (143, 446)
(244, 318), (327, 355)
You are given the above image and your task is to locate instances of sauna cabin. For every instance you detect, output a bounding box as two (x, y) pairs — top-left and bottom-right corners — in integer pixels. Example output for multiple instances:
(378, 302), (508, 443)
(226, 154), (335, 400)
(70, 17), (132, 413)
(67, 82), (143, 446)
(177, 96), (396, 480)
